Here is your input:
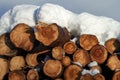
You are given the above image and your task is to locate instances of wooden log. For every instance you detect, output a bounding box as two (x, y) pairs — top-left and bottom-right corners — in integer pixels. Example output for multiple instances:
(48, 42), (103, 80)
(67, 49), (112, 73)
(73, 49), (91, 66)
(55, 78), (63, 80)
(52, 46), (64, 60)
(0, 58), (9, 80)
(10, 23), (35, 51)
(80, 73), (93, 80)
(35, 23), (71, 47)
(112, 71), (120, 80)
(90, 45), (108, 64)
(105, 38), (120, 54)
(63, 41), (77, 54)
(107, 54), (120, 71)
(43, 60), (63, 78)
(26, 50), (50, 67)
(10, 56), (25, 71)
(27, 69), (39, 80)
(93, 73), (105, 80)
(61, 56), (71, 67)
(0, 33), (17, 56)
(64, 64), (82, 80)
(9, 70), (26, 80)
(79, 34), (99, 50)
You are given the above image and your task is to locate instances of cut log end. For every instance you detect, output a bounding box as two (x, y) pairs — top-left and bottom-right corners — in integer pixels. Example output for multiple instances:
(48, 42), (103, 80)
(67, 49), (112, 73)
(10, 23), (35, 51)
(63, 41), (77, 54)
(27, 69), (39, 80)
(107, 54), (120, 71)
(62, 56), (71, 67)
(90, 45), (108, 64)
(43, 60), (62, 78)
(35, 23), (70, 47)
(35, 23), (59, 46)
(93, 73), (105, 80)
(9, 70), (26, 80)
(73, 49), (91, 66)
(0, 58), (9, 80)
(80, 73), (93, 80)
(79, 34), (99, 50)
(52, 46), (64, 60)
(64, 64), (82, 80)
(112, 71), (120, 80)
(10, 56), (25, 71)
(105, 38), (120, 54)
(0, 33), (17, 56)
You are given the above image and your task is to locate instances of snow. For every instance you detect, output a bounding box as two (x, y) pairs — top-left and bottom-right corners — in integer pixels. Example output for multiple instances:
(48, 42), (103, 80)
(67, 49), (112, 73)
(0, 4), (39, 35)
(0, 3), (120, 45)
(88, 61), (98, 67)
(82, 69), (100, 76)
(38, 3), (80, 36)
(79, 12), (120, 45)
(72, 61), (82, 67)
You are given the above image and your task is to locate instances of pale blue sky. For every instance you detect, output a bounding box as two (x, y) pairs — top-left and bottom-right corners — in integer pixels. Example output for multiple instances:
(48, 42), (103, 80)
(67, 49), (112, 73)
(0, 0), (120, 21)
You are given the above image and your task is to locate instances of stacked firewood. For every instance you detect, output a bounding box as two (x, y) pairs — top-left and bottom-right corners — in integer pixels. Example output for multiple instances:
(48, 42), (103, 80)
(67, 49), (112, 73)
(0, 22), (120, 80)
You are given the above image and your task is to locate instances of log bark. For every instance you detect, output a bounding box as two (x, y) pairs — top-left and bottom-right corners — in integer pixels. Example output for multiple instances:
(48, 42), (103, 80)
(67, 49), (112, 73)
(90, 45), (108, 64)
(35, 23), (70, 47)
(52, 46), (64, 60)
(10, 23), (35, 51)
(0, 58), (9, 80)
(73, 49), (91, 66)
(10, 56), (25, 71)
(79, 34), (99, 50)
(105, 38), (120, 54)
(9, 70), (26, 80)
(27, 69), (39, 80)
(43, 60), (63, 78)
(0, 33), (17, 56)
(64, 64), (82, 80)
(107, 54), (120, 71)
(63, 41), (77, 54)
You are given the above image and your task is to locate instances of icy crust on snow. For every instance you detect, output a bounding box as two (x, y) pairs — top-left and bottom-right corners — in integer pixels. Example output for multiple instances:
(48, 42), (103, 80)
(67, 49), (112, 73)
(0, 4), (39, 34)
(0, 3), (120, 45)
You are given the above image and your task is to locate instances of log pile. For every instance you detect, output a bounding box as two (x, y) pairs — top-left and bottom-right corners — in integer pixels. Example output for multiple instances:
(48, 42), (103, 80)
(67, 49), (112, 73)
(0, 22), (120, 80)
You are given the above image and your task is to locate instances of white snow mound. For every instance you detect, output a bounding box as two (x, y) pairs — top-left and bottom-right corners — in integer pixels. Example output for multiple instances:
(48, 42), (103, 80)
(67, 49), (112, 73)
(0, 3), (120, 45)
